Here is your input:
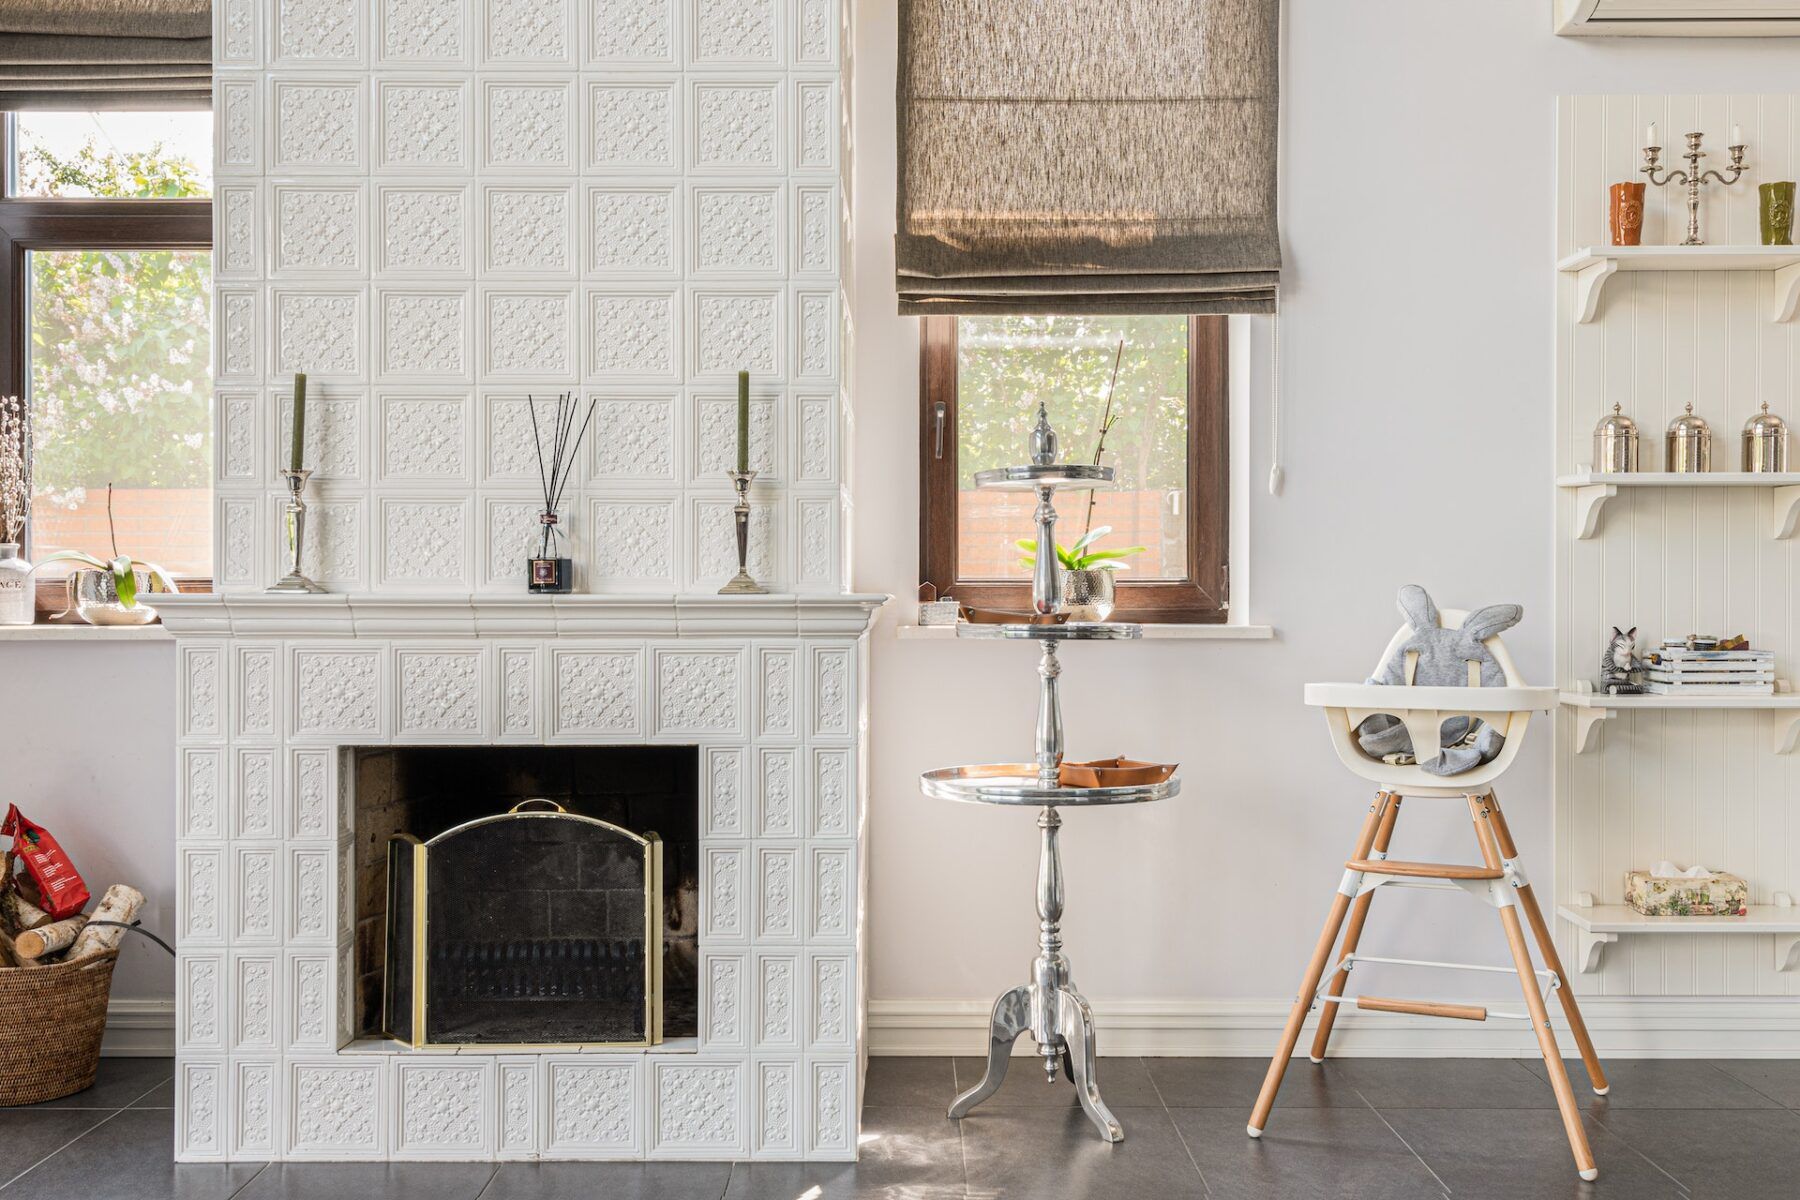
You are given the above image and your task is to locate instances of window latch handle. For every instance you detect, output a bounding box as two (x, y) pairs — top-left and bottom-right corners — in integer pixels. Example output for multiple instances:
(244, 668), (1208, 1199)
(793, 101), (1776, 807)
(933, 401), (946, 459)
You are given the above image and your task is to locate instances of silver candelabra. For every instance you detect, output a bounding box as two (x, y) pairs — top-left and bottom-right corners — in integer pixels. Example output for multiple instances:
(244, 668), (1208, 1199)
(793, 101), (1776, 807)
(1643, 130), (1748, 247)
(717, 470), (766, 594)
(267, 468), (326, 593)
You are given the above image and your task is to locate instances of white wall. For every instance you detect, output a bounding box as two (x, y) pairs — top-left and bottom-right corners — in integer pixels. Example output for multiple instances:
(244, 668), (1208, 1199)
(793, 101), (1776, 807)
(852, 2), (1800, 1039)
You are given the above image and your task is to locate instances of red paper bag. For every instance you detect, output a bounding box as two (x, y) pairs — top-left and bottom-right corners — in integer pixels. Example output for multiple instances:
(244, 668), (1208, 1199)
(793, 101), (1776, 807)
(3, 804), (90, 920)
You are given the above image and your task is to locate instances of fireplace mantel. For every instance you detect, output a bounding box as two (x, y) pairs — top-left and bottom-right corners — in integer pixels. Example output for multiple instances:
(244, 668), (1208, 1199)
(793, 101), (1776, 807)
(155, 593), (888, 640)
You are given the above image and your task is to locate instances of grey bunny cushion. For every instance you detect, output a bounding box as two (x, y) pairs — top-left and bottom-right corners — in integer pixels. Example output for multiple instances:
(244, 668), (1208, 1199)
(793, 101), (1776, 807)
(1355, 585), (1523, 777)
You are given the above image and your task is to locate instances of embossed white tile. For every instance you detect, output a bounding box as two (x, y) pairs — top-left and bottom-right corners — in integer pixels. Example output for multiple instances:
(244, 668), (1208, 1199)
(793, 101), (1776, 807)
(691, 391), (776, 480)
(178, 1060), (224, 1159)
(702, 951), (746, 1050)
(289, 1059), (383, 1157)
(234, 747), (279, 838)
(272, 183), (365, 277)
(590, 394), (678, 481)
(651, 1061), (744, 1156)
(483, 289), (576, 378)
(691, 289), (780, 378)
(380, 393), (471, 482)
(756, 746), (797, 837)
(702, 843), (747, 942)
(807, 1058), (853, 1157)
(181, 847), (224, 944)
(690, 185), (781, 276)
(217, 0), (262, 67)
(809, 643), (852, 738)
(380, 0), (468, 64)
(792, 183), (836, 276)
(483, 184), (575, 276)
(587, 81), (677, 172)
(544, 1058), (643, 1157)
(794, 289), (837, 380)
(273, 0), (364, 65)
(755, 951), (800, 1050)
(231, 1060), (279, 1159)
(794, 494), (835, 588)
(794, 0), (835, 64)
(692, 0), (778, 64)
(378, 497), (472, 588)
(756, 844), (800, 942)
(271, 289), (365, 380)
(394, 1059), (494, 1157)
(494, 646), (540, 739)
(755, 645), (799, 739)
(653, 647), (744, 736)
(376, 78), (472, 171)
(277, 390), (365, 481)
(793, 77), (837, 171)
(587, 288), (679, 380)
(550, 647), (644, 738)
(271, 77), (365, 173)
(482, 78), (575, 172)
(234, 844), (280, 945)
(808, 952), (851, 1048)
(377, 289), (471, 380)
(236, 644), (281, 738)
(480, 394), (561, 483)
(217, 289), (260, 381)
(396, 647), (485, 737)
(809, 845), (852, 942)
(216, 76), (261, 174)
(587, 186), (677, 275)
(588, 0), (674, 65)
(287, 845), (334, 944)
(181, 643), (226, 740)
(217, 183), (261, 279)
(703, 744), (745, 837)
(377, 185), (471, 275)
(288, 747), (336, 839)
(808, 745), (852, 838)
(291, 646), (384, 738)
(181, 748), (223, 839)
(752, 1058), (798, 1158)
(690, 80), (780, 172)
(480, 0), (573, 64)
(231, 952), (280, 1052)
(218, 392), (261, 483)
(294, 497), (366, 587)
(217, 496), (261, 587)
(587, 496), (677, 589)
(794, 393), (835, 482)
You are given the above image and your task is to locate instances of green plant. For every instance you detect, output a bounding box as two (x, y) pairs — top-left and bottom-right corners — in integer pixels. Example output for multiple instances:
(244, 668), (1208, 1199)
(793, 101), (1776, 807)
(1016, 525), (1147, 572)
(31, 484), (174, 607)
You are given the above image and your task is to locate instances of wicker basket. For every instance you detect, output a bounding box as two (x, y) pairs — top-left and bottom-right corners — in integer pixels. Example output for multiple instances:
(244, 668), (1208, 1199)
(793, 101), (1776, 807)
(0, 946), (120, 1105)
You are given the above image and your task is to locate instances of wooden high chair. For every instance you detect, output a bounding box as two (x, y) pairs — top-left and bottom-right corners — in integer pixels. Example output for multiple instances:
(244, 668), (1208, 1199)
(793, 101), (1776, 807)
(1247, 609), (1609, 1181)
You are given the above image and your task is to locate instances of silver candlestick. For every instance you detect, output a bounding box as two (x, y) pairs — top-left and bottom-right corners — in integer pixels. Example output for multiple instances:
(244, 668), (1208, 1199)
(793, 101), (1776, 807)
(1644, 131), (1748, 246)
(718, 470), (766, 595)
(267, 468), (326, 593)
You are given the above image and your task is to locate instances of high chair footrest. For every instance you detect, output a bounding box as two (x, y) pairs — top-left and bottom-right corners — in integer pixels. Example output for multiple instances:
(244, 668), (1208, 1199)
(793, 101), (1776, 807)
(1346, 858), (1503, 880)
(1355, 995), (1488, 1022)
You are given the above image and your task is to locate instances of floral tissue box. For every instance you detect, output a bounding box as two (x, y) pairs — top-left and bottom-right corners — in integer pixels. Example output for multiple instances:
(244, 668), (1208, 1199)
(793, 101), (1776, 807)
(1625, 869), (1748, 917)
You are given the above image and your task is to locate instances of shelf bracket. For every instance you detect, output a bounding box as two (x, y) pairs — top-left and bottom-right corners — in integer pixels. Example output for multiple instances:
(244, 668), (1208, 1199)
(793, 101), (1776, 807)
(1776, 936), (1800, 973)
(1573, 258), (1618, 324)
(1774, 261), (1800, 323)
(1572, 705), (1613, 754)
(1771, 486), (1800, 539)
(1573, 484), (1616, 540)
(1576, 928), (1616, 974)
(1777, 713), (1800, 756)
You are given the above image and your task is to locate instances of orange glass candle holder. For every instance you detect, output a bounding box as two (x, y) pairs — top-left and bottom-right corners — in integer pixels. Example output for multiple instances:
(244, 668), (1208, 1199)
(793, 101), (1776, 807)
(1609, 181), (1646, 246)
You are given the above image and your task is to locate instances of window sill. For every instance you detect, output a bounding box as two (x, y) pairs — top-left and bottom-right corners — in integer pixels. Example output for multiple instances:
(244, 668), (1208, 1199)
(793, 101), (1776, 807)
(0, 622), (172, 642)
(893, 622), (1274, 641)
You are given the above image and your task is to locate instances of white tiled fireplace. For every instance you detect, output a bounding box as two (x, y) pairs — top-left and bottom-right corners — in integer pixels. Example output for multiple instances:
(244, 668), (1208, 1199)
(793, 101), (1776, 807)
(159, 592), (880, 1161)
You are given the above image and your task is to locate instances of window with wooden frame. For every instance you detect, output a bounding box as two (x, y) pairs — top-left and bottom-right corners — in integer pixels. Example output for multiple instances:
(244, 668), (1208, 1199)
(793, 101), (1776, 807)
(0, 110), (214, 600)
(919, 315), (1228, 624)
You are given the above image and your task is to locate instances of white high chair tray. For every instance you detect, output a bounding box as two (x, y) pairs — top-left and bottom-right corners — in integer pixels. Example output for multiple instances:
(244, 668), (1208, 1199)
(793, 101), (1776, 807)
(1305, 683), (1557, 711)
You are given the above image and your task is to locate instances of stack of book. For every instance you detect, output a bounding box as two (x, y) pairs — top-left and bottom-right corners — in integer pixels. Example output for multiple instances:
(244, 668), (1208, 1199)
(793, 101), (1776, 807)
(1643, 648), (1775, 696)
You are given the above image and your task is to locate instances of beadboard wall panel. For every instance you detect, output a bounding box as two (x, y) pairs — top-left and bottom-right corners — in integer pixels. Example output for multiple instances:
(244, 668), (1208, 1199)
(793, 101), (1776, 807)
(213, 0), (850, 596)
(1555, 94), (1800, 998)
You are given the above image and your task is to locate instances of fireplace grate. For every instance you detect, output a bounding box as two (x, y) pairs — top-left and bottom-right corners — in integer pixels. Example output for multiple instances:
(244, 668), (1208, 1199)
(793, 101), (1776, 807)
(429, 938), (645, 1002)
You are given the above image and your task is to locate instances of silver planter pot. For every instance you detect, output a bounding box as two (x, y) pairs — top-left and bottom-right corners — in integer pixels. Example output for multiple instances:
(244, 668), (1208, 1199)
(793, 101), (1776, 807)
(1057, 567), (1116, 621)
(62, 567), (160, 626)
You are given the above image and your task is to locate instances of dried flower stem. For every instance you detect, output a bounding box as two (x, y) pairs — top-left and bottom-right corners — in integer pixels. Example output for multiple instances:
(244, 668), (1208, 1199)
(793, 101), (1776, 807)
(1082, 339), (1125, 540)
(0, 396), (28, 545)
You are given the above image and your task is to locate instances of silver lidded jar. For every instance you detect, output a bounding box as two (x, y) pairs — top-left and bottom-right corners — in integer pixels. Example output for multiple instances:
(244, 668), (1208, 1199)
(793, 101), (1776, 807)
(1743, 402), (1788, 473)
(1666, 403), (1712, 473)
(1593, 403), (1640, 473)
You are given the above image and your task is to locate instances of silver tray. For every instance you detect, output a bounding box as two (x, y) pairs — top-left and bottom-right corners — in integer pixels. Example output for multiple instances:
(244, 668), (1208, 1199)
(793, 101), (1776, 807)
(921, 764), (1178, 807)
(972, 463), (1114, 492)
(956, 622), (1141, 641)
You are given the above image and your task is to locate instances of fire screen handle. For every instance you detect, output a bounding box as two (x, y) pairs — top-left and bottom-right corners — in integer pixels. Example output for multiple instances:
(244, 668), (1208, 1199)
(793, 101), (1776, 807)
(507, 798), (568, 814)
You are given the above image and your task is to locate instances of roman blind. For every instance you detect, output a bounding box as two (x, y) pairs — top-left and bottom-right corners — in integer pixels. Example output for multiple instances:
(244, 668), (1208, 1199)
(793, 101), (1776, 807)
(896, 0), (1280, 315)
(0, 0), (211, 110)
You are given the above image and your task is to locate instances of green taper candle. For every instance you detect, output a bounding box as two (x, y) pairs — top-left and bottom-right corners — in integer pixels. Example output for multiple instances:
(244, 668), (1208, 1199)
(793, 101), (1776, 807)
(289, 372), (307, 473)
(736, 370), (750, 474)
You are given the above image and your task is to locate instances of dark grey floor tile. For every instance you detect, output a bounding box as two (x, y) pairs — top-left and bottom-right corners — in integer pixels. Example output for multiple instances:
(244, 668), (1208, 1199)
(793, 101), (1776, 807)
(1170, 1105), (1445, 1200)
(1521, 1057), (1780, 1108)
(1381, 1107), (1682, 1199)
(959, 1106), (1204, 1199)
(1, 1109), (265, 1200)
(1711, 1059), (1800, 1107)
(0, 1108), (116, 1186)
(866, 1057), (957, 1108)
(22, 1055), (173, 1110)
(231, 1161), (495, 1200)
(1595, 1107), (1800, 1200)
(129, 1078), (175, 1109)
(1331, 1057), (1556, 1109)
(726, 1105), (968, 1199)
(484, 1161), (728, 1200)
(950, 1055), (1160, 1109)
(1145, 1056), (1363, 1109)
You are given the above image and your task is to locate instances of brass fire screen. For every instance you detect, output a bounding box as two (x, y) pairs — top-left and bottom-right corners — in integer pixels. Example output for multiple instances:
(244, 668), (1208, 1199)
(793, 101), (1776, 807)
(383, 801), (663, 1049)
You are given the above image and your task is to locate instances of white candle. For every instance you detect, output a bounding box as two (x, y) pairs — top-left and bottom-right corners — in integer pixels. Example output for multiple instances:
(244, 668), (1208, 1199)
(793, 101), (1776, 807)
(1647, 122), (1659, 147)
(1732, 123), (1744, 146)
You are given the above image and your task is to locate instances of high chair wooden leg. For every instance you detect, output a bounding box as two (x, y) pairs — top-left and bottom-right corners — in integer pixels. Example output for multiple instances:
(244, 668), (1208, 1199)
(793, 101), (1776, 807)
(1309, 794), (1403, 1063)
(1248, 792), (1395, 1139)
(1482, 789), (1609, 1096)
(1469, 795), (1599, 1181)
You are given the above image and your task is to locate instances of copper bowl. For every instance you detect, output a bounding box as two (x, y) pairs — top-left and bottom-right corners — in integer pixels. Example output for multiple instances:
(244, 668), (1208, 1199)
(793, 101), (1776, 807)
(958, 605), (1069, 626)
(1057, 757), (1179, 788)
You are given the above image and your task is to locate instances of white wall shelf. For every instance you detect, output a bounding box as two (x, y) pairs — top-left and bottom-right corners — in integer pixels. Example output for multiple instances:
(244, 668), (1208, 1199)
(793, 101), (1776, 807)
(1556, 245), (1800, 324)
(1558, 898), (1800, 975)
(1561, 686), (1800, 754)
(0, 623), (172, 642)
(1556, 471), (1800, 540)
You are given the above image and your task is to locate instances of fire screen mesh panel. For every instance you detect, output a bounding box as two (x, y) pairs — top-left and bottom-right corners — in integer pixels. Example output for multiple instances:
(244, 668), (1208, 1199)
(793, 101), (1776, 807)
(384, 805), (663, 1048)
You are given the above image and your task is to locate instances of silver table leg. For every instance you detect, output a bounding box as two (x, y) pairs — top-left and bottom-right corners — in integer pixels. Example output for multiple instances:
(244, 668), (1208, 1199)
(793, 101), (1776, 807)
(947, 806), (1125, 1143)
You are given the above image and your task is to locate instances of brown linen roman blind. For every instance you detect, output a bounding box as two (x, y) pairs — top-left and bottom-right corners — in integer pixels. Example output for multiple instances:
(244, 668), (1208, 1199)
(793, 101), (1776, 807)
(896, 0), (1280, 315)
(0, 0), (211, 110)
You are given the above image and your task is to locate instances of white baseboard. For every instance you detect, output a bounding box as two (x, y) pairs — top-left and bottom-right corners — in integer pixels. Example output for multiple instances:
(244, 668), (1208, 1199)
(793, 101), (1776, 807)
(102, 999), (175, 1056)
(868, 997), (1800, 1058)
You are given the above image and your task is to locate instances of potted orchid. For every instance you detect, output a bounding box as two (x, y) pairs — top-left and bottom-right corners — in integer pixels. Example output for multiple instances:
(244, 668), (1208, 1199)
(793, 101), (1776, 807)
(32, 484), (176, 625)
(1016, 526), (1146, 621)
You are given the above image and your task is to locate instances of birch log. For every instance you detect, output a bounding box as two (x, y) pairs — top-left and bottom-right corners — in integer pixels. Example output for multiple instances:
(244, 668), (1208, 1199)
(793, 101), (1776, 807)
(0, 886), (50, 932)
(14, 915), (88, 961)
(66, 885), (144, 961)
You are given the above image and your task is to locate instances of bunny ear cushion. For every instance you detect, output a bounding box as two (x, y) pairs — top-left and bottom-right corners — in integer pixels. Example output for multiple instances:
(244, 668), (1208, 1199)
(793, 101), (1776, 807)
(1463, 603), (1524, 642)
(1396, 584), (1439, 632)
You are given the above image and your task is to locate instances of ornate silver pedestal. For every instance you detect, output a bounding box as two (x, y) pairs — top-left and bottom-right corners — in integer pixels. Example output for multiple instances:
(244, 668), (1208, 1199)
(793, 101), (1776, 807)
(920, 407), (1179, 1143)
